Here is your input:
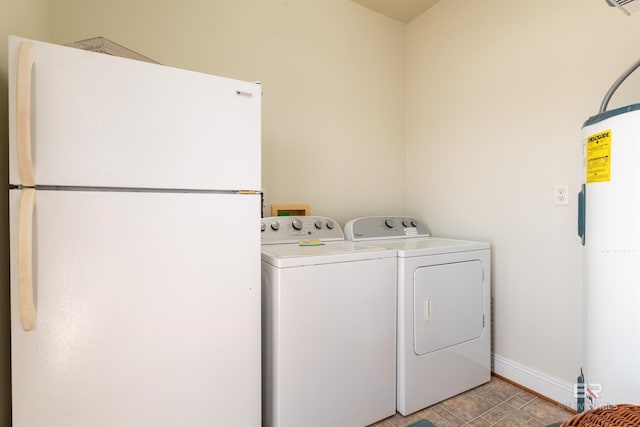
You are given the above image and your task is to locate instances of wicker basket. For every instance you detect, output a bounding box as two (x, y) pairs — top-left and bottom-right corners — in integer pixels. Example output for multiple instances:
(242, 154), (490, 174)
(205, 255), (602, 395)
(561, 405), (640, 426)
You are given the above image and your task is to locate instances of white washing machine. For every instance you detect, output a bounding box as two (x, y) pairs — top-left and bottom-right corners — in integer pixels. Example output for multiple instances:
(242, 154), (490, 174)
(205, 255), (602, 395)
(344, 216), (491, 416)
(261, 216), (397, 427)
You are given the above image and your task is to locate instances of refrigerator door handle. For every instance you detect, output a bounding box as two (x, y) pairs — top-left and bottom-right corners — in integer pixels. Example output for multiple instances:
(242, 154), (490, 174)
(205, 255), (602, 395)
(16, 41), (36, 187)
(18, 188), (37, 331)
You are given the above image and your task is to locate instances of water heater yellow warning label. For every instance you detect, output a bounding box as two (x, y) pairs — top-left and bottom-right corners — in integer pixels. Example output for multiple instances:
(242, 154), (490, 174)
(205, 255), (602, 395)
(586, 130), (611, 183)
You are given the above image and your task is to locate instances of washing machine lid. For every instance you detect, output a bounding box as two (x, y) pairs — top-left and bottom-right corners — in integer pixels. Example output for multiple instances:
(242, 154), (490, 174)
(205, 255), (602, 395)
(261, 241), (396, 268)
(365, 237), (489, 257)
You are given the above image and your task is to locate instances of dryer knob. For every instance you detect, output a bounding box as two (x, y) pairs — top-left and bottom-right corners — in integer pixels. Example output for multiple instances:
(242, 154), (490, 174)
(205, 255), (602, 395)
(314, 220), (323, 229)
(403, 218), (417, 228)
(384, 218), (395, 228)
(270, 222), (280, 231)
(326, 220), (334, 230)
(292, 219), (303, 231)
(261, 223), (266, 232)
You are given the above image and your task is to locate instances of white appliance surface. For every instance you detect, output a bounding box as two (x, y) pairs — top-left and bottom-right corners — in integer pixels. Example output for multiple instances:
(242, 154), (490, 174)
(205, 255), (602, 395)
(10, 191), (260, 426)
(371, 237), (489, 256)
(581, 105), (640, 406)
(262, 240), (395, 267)
(8, 36), (260, 190)
(344, 216), (491, 416)
(9, 35), (261, 426)
(261, 216), (397, 427)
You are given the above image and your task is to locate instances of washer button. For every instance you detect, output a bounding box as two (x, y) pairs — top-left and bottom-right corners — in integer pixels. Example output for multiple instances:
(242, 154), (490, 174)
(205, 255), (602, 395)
(292, 219), (303, 231)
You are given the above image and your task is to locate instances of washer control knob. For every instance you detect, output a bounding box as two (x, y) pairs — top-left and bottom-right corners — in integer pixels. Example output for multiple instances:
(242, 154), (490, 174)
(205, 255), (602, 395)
(292, 219), (303, 231)
(326, 220), (334, 230)
(270, 222), (280, 231)
(261, 223), (266, 232)
(314, 220), (323, 229)
(384, 218), (395, 229)
(403, 218), (417, 228)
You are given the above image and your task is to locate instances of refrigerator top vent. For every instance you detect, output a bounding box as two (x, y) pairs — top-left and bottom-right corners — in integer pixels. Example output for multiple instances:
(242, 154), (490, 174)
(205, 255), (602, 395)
(66, 37), (160, 64)
(606, 0), (640, 15)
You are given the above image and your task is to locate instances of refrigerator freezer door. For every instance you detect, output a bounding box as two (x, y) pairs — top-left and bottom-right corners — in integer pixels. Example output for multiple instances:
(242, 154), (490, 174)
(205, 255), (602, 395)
(8, 36), (260, 191)
(9, 190), (261, 427)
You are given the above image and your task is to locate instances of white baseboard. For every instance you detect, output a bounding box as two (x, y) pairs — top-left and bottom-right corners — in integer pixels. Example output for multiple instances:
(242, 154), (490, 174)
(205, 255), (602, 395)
(492, 353), (575, 408)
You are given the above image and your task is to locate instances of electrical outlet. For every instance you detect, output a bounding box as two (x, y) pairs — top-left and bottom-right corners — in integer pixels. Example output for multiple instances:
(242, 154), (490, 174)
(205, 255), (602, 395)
(554, 184), (569, 205)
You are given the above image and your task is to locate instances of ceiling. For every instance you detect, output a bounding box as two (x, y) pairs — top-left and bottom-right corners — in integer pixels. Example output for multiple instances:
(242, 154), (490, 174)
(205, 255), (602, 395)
(351, 0), (440, 23)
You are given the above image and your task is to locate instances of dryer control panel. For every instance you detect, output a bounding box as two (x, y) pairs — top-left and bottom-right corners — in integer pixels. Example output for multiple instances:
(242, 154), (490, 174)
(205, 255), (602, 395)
(343, 216), (430, 241)
(261, 216), (344, 244)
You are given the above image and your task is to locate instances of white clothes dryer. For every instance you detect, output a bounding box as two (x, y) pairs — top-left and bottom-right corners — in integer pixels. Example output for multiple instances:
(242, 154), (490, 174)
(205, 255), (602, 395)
(261, 216), (397, 427)
(344, 216), (491, 416)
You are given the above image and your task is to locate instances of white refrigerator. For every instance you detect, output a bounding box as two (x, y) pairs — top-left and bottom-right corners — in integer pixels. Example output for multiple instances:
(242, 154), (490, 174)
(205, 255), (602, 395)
(8, 35), (262, 426)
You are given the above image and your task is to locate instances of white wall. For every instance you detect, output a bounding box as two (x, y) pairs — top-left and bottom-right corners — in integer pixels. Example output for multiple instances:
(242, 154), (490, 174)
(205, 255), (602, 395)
(406, 0), (640, 401)
(48, 0), (407, 225)
(1, 1), (52, 423)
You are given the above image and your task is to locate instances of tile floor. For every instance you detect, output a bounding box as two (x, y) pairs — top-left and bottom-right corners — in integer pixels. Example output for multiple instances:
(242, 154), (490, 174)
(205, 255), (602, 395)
(369, 376), (574, 427)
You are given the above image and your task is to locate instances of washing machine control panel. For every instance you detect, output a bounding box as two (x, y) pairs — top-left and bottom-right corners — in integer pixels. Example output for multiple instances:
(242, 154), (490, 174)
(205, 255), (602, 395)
(261, 216), (344, 244)
(343, 216), (430, 241)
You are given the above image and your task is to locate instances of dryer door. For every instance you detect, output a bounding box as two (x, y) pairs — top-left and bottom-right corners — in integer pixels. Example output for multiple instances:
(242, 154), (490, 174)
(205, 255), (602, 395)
(413, 260), (485, 355)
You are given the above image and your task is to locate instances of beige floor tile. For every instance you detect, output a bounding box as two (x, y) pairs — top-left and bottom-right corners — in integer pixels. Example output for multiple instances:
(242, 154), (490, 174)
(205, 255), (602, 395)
(525, 417), (547, 426)
(481, 402), (532, 425)
(472, 377), (523, 405)
(465, 417), (493, 426)
(505, 392), (537, 410)
(365, 378), (574, 427)
(438, 391), (496, 422)
(492, 415), (536, 427)
(519, 398), (573, 425)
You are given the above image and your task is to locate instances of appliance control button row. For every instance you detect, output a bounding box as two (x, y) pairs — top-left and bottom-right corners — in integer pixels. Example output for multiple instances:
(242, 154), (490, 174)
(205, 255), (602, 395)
(260, 219), (336, 232)
(260, 217), (344, 246)
(402, 218), (417, 228)
(260, 216), (344, 243)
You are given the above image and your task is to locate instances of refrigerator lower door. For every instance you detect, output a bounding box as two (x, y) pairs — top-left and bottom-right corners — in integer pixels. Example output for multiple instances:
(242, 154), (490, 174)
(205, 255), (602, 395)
(9, 190), (260, 427)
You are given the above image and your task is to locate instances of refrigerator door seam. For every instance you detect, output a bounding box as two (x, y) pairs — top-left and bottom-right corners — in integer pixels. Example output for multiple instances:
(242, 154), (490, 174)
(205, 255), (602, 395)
(27, 185), (261, 194)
